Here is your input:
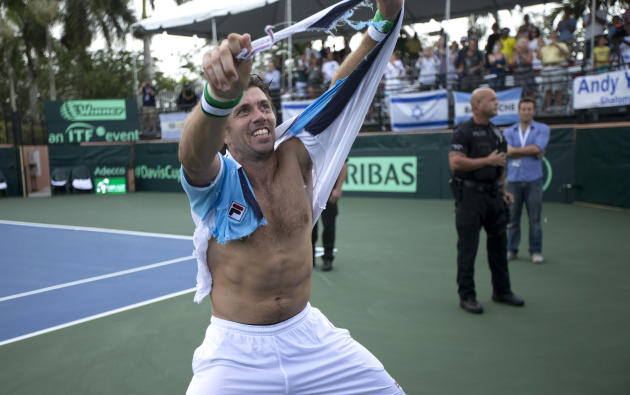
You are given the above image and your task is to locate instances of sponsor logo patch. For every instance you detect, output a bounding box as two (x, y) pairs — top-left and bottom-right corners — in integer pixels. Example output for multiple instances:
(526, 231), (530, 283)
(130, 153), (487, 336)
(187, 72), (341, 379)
(228, 201), (246, 222)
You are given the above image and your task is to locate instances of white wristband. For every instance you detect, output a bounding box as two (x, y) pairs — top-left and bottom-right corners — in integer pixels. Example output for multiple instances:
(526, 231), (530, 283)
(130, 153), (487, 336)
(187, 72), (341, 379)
(367, 24), (387, 42)
(200, 82), (242, 117)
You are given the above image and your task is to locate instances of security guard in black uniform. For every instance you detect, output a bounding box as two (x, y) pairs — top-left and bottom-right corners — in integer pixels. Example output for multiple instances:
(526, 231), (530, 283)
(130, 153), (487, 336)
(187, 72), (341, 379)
(448, 87), (525, 314)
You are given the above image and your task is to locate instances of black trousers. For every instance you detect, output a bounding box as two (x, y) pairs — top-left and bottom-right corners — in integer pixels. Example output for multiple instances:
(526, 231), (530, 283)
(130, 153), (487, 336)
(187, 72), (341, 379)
(455, 186), (512, 300)
(312, 201), (338, 260)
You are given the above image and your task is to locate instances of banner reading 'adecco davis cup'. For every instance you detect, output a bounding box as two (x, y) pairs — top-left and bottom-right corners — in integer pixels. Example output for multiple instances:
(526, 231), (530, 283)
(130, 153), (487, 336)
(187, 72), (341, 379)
(45, 99), (140, 144)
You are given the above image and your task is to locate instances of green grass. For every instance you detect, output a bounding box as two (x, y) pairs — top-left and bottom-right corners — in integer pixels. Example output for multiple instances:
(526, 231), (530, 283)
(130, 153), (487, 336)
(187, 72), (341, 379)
(1, 193), (629, 394)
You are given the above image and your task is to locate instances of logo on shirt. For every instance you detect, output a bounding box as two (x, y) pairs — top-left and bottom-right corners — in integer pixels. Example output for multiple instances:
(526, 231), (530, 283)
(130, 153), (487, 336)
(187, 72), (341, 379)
(228, 201), (246, 222)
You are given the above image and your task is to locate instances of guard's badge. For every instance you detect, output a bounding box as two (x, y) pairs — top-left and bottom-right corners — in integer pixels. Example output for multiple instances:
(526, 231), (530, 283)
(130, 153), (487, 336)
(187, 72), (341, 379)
(228, 201), (246, 222)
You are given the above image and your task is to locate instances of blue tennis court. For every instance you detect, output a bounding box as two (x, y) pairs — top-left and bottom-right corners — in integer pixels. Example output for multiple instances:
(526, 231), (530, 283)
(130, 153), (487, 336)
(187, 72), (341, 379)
(0, 221), (196, 345)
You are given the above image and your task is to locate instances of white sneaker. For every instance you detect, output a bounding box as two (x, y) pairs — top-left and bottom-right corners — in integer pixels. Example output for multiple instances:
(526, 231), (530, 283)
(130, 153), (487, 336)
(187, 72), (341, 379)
(531, 253), (544, 264)
(507, 251), (517, 260)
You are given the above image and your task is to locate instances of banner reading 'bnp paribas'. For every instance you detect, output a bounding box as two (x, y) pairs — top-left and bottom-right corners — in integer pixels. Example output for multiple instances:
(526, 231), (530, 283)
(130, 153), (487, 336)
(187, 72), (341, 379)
(45, 99), (140, 144)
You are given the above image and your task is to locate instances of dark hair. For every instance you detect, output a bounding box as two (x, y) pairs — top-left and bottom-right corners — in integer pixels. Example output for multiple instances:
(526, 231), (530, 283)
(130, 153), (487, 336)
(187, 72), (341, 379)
(247, 74), (274, 110)
(518, 97), (536, 109)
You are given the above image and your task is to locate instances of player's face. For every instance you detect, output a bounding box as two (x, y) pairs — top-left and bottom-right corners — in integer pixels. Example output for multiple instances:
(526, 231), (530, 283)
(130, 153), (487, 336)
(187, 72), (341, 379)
(225, 87), (276, 159)
(518, 102), (536, 123)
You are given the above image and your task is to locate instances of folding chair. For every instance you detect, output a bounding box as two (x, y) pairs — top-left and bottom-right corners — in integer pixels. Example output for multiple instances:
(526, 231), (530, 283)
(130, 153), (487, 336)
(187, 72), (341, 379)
(51, 168), (71, 195)
(0, 170), (7, 197)
(71, 165), (93, 192)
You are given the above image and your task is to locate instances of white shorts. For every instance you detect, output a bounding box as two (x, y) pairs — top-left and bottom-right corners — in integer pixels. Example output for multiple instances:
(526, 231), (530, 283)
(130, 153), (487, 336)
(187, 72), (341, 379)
(187, 303), (405, 395)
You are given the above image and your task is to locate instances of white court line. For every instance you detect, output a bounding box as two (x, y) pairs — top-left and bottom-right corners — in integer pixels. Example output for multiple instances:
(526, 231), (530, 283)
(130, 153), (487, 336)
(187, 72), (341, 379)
(0, 219), (192, 240)
(0, 287), (196, 347)
(0, 255), (195, 302)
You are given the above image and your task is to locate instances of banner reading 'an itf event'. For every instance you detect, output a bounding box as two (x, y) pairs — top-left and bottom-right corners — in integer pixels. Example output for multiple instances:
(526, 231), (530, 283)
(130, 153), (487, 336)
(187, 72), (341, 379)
(573, 69), (630, 109)
(454, 87), (522, 126)
(45, 99), (140, 144)
(388, 90), (448, 131)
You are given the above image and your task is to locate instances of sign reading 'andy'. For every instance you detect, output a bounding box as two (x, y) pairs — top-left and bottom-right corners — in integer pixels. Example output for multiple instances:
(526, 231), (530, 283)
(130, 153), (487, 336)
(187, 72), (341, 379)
(573, 70), (630, 109)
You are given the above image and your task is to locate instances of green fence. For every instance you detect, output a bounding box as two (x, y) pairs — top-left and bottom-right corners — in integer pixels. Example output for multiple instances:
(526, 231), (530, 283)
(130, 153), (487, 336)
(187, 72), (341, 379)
(1, 124), (628, 208)
(0, 147), (23, 197)
(347, 129), (576, 203)
(134, 142), (181, 192)
(576, 127), (630, 208)
(49, 145), (133, 177)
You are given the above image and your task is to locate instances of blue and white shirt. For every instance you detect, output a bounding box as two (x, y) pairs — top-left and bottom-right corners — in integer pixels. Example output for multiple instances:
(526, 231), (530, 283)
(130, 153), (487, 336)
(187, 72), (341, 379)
(503, 120), (550, 182)
(181, 5), (403, 303)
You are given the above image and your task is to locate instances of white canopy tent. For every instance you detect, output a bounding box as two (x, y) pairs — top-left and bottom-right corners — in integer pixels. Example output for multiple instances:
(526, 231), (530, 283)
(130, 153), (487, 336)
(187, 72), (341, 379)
(133, 0), (547, 40)
(131, 0), (548, 93)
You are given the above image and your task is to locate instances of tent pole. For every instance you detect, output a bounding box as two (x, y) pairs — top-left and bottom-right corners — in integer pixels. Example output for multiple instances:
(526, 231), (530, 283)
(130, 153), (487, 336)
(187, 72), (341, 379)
(445, 0), (451, 90)
(132, 25), (138, 98)
(212, 17), (217, 45)
(590, 0), (595, 71)
(287, 0), (293, 95)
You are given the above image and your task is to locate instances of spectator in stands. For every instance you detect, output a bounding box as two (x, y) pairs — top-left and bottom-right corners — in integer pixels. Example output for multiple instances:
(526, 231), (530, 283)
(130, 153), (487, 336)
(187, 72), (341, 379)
(396, 30), (408, 59)
(529, 27), (544, 71)
(306, 53), (323, 98)
(264, 62), (282, 122)
(488, 41), (507, 91)
(176, 82), (199, 112)
(614, 15), (630, 66)
(264, 62), (281, 91)
(457, 38), (484, 92)
(138, 79), (158, 135)
(540, 32), (570, 110)
(295, 53), (309, 98)
(512, 37), (536, 99)
(416, 46), (439, 90)
(305, 42), (320, 62)
(557, 5), (577, 44)
(436, 36), (448, 88)
(448, 41), (460, 89)
(593, 35), (611, 72)
(321, 49), (340, 89)
(406, 32), (421, 62)
(457, 36), (469, 63)
(609, 15), (625, 43)
(454, 36), (469, 89)
(500, 27), (517, 64)
(517, 14), (534, 38)
(583, 0), (607, 63)
(485, 23), (501, 66)
(610, 15), (629, 65)
(384, 52), (406, 92)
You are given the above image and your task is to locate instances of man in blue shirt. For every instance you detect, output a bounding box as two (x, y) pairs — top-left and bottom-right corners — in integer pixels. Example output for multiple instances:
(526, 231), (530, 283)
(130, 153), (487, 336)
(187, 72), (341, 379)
(503, 98), (550, 263)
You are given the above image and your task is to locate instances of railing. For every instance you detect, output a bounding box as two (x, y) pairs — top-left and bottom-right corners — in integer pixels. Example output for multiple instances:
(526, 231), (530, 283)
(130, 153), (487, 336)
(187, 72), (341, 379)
(0, 110), (48, 146)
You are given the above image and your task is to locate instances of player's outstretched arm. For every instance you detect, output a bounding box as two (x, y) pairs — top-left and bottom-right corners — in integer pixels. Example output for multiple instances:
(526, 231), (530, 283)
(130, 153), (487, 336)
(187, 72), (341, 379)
(179, 33), (252, 186)
(331, 0), (403, 85)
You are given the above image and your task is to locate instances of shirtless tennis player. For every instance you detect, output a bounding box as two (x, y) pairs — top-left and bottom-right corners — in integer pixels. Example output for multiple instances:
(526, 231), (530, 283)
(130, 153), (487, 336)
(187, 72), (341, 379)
(179, 1), (404, 393)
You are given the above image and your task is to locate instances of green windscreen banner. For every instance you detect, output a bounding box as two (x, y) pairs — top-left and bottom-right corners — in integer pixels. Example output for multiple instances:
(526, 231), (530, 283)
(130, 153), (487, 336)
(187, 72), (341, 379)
(0, 147), (23, 197)
(133, 142), (182, 192)
(344, 156), (417, 193)
(576, 127), (630, 208)
(45, 99), (140, 144)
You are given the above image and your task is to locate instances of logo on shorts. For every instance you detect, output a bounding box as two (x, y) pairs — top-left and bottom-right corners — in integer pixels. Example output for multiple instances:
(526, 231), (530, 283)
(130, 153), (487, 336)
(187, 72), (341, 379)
(228, 201), (246, 222)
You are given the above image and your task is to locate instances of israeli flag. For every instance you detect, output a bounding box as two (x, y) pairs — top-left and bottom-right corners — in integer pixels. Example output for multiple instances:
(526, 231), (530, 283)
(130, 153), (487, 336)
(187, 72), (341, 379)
(388, 90), (449, 131)
(281, 100), (313, 121)
(454, 87), (522, 126)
